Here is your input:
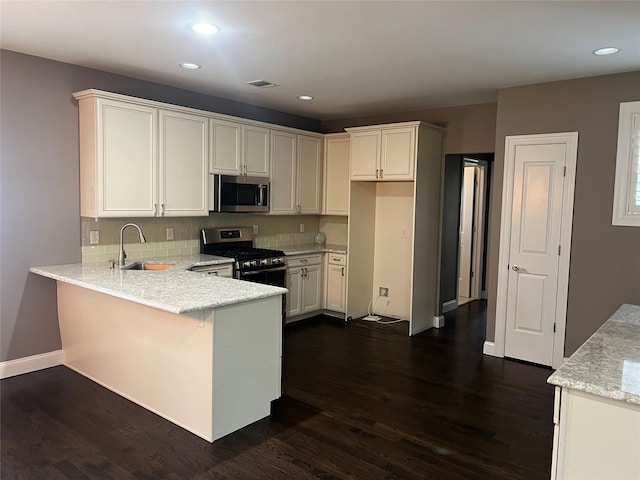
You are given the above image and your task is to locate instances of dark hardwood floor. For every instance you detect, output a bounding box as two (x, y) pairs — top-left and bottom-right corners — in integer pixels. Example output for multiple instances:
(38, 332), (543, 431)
(1, 300), (555, 479)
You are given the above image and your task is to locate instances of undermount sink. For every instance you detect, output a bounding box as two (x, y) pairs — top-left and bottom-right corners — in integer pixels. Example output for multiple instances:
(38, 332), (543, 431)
(120, 262), (174, 271)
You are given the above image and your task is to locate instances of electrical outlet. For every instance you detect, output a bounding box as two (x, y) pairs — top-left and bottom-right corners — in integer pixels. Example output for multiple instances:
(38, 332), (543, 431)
(300, 223), (305, 233)
(166, 227), (174, 240)
(89, 230), (99, 245)
(379, 287), (389, 297)
(253, 224), (259, 235)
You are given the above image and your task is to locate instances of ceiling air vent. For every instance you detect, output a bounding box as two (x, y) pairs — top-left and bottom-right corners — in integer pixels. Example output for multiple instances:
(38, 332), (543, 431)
(245, 79), (279, 88)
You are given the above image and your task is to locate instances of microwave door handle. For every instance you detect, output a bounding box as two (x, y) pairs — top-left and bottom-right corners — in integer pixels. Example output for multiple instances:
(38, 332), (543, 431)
(258, 185), (269, 207)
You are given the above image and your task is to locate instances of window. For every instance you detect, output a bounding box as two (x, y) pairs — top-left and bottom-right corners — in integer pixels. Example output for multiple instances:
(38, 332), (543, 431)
(612, 101), (640, 226)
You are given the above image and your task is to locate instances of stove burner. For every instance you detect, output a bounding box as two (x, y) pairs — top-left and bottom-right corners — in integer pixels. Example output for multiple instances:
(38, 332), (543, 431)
(199, 227), (287, 272)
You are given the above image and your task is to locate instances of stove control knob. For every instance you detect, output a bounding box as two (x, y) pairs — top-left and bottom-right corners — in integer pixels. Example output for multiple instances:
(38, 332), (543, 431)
(260, 259), (268, 266)
(243, 261), (252, 268)
(250, 260), (258, 267)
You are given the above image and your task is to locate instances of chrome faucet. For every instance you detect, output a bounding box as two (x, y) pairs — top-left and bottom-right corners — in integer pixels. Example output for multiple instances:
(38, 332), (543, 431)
(118, 223), (147, 266)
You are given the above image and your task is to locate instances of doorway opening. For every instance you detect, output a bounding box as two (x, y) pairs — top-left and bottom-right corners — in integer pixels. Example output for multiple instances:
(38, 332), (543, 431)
(457, 159), (489, 306)
(439, 153), (493, 315)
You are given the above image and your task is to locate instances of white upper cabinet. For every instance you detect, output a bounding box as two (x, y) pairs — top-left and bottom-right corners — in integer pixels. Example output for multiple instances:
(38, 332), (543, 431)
(209, 120), (270, 177)
(323, 134), (350, 215)
(270, 130), (297, 214)
(74, 90), (208, 218)
(270, 130), (322, 214)
(381, 127), (415, 179)
(159, 110), (208, 216)
(243, 125), (270, 177)
(348, 124), (416, 181)
(297, 135), (322, 214)
(209, 119), (241, 175)
(350, 131), (380, 180)
(79, 97), (158, 217)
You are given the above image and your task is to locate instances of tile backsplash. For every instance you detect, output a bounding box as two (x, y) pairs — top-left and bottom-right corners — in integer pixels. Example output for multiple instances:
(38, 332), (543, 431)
(81, 214), (325, 263)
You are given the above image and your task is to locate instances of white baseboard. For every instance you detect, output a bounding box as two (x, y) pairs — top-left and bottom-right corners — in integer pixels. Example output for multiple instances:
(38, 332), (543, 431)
(432, 315), (445, 328)
(0, 350), (63, 379)
(442, 299), (458, 313)
(482, 341), (499, 357)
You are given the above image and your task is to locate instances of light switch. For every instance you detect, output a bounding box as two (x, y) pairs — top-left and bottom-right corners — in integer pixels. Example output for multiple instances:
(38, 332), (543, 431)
(89, 230), (99, 245)
(166, 227), (174, 240)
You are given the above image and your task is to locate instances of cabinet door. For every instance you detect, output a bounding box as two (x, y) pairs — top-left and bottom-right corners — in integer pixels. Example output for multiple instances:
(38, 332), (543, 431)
(270, 130), (297, 214)
(324, 136), (350, 215)
(286, 267), (303, 317)
(350, 131), (380, 180)
(302, 264), (322, 313)
(297, 135), (322, 214)
(159, 110), (209, 216)
(98, 99), (158, 217)
(210, 119), (241, 175)
(325, 263), (346, 312)
(380, 127), (415, 180)
(243, 125), (270, 177)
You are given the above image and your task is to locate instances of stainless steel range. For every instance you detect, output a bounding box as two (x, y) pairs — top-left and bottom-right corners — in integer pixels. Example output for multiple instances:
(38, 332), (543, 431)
(199, 227), (287, 288)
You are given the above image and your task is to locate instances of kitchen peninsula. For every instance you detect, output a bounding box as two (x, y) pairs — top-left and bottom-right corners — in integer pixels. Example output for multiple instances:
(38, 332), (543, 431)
(30, 256), (287, 443)
(548, 304), (640, 479)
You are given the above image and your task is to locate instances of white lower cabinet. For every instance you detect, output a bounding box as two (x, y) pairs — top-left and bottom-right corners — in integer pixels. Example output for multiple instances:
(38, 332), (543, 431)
(286, 254), (322, 320)
(324, 253), (346, 313)
(551, 387), (640, 479)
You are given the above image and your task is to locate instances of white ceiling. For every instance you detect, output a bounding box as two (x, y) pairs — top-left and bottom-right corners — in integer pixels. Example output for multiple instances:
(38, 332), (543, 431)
(1, 1), (639, 121)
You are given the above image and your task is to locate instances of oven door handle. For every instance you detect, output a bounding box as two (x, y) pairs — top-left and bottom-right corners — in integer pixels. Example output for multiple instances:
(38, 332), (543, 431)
(241, 266), (288, 276)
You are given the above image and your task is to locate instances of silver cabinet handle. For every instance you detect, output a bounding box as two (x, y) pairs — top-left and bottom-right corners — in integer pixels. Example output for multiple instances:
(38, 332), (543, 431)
(208, 271), (219, 276)
(512, 265), (520, 272)
(161, 203), (165, 216)
(341, 267), (345, 276)
(376, 169), (379, 178)
(380, 168), (384, 178)
(154, 203), (158, 216)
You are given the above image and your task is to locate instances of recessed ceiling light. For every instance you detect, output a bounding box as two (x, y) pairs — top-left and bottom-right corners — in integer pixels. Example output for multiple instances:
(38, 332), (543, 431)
(179, 62), (201, 70)
(298, 95), (313, 101)
(593, 47), (619, 56)
(192, 23), (219, 35)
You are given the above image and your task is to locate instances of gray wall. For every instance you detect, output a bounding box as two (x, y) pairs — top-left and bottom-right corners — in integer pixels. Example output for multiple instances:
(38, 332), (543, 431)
(0, 50), (321, 362)
(486, 71), (640, 355)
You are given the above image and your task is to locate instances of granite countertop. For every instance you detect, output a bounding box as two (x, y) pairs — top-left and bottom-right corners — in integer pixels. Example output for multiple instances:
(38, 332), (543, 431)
(548, 304), (640, 405)
(30, 254), (287, 315)
(284, 244), (347, 256)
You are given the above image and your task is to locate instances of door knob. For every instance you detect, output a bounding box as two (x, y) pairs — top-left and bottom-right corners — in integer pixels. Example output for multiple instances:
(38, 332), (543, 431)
(512, 265), (520, 272)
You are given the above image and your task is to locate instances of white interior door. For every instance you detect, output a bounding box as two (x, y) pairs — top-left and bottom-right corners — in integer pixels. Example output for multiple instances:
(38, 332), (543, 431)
(504, 142), (568, 366)
(458, 166), (475, 298)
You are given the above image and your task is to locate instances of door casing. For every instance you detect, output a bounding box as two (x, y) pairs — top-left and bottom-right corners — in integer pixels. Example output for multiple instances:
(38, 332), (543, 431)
(492, 132), (577, 369)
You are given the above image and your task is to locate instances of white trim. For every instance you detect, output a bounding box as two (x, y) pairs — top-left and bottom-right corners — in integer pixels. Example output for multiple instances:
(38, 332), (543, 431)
(442, 299), (458, 313)
(432, 315), (445, 328)
(0, 350), (63, 379)
(612, 101), (640, 226)
(483, 341), (497, 356)
(494, 132), (577, 369)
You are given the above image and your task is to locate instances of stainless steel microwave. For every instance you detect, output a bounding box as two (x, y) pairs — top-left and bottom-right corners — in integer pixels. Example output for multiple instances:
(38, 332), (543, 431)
(209, 174), (270, 213)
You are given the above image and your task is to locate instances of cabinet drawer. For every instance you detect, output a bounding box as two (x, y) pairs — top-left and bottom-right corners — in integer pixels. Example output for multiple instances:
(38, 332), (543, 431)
(327, 254), (346, 266)
(288, 254), (322, 268)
